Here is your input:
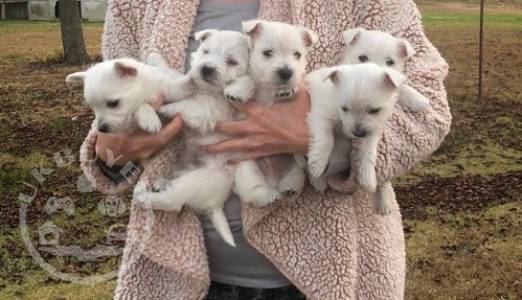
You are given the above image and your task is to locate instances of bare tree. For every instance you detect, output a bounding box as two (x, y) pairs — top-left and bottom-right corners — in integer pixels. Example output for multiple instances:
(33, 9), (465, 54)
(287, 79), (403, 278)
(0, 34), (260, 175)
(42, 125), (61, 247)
(59, 0), (88, 65)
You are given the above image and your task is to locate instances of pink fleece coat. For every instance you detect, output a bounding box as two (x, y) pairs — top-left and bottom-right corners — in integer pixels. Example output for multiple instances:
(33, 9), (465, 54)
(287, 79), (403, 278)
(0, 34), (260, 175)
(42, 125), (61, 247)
(79, 0), (451, 299)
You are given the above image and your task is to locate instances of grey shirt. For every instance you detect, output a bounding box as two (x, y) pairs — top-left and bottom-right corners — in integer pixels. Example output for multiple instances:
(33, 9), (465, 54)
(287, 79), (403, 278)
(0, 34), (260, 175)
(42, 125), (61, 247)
(186, 0), (292, 288)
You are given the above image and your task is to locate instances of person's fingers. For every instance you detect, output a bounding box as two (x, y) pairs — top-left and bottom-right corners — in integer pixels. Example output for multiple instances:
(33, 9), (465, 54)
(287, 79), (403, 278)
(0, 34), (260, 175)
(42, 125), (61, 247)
(232, 99), (266, 117)
(215, 120), (259, 135)
(160, 114), (184, 140)
(204, 137), (262, 153)
(239, 151), (270, 161)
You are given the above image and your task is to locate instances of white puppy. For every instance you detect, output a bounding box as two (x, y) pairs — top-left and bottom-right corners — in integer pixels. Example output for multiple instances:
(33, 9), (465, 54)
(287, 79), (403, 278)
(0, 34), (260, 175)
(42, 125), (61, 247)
(306, 64), (406, 215)
(232, 20), (317, 206)
(341, 28), (430, 112)
(65, 58), (192, 134)
(133, 30), (253, 247)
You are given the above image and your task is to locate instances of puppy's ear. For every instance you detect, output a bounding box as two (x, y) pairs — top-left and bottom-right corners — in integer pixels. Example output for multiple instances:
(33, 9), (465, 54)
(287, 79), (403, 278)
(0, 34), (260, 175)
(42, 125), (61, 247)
(383, 69), (406, 90)
(398, 38), (416, 59)
(114, 61), (137, 78)
(301, 28), (318, 48)
(66, 71), (86, 91)
(343, 28), (364, 46)
(324, 69), (341, 85)
(242, 20), (262, 38)
(195, 29), (218, 42)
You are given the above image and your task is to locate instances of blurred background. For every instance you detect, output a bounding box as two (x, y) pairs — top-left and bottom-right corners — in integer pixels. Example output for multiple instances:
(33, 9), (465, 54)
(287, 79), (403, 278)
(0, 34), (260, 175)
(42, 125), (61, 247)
(0, 0), (521, 299)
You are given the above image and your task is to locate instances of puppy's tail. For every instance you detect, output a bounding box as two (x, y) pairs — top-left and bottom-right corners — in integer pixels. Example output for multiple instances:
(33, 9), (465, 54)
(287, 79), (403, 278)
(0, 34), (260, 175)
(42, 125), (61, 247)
(208, 208), (236, 247)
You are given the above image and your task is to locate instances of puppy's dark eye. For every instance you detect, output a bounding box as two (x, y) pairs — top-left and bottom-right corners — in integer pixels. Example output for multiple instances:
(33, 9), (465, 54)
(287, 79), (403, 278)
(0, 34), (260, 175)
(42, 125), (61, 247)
(294, 51), (302, 59)
(341, 106), (349, 112)
(262, 49), (273, 58)
(203, 49), (210, 55)
(358, 55), (369, 62)
(107, 99), (120, 109)
(368, 108), (381, 115)
(386, 59), (395, 66)
(226, 58), (238, 66)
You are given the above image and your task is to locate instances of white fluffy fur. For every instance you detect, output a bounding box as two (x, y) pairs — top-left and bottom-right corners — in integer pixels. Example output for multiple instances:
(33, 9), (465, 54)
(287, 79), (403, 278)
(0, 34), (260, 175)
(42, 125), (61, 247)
(66, 58), (173, 134)
(233, 20), (316, 207)
(306, 64), (406, 215)
(133, 30), (254, 247)
(341, 28), (430, 112)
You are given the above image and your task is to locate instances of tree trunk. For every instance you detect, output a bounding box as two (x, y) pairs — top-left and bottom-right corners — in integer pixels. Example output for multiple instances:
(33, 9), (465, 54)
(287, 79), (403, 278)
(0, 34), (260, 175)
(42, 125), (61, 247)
(59, 0), (88, 65)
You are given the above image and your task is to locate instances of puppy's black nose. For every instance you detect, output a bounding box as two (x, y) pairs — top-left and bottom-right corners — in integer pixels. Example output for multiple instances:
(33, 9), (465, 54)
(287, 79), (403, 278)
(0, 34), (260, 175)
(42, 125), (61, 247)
(278, 68), (293, 82)
(98, 124), (110, 133)
(201, 66), (215, 78)
(352, 128), (368, 138)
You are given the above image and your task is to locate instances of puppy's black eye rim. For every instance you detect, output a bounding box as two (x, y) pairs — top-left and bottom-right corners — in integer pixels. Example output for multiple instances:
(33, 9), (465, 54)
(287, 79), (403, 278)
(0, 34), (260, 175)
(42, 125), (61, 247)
(342, 106), (349, 112)
(262, 49), (273, 58)
(368, 108), (381, 115)
(386, 59), (395, 66)
(203, 49), (210, 55)
(358, 55), (369, 62)
(107, 99), (120, 108)
(226, 57), (238, 66)
(294, 51), (302, 59)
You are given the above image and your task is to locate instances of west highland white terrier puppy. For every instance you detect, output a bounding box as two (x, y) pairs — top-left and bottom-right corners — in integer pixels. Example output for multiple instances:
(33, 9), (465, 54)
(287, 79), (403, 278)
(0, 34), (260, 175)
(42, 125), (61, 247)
(232, 20), (317, 207)
(306, 64), (406, 215)
(341, 28), (430, 112)
(133, 29), (254, 247)
(65, 57), (193, 134)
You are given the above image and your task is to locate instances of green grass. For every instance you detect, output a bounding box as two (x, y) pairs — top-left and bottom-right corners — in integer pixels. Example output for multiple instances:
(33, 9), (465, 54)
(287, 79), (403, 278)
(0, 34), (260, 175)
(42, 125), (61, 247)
(0, 280), (115, 300)
(405, 202), (522, 300)
(423, 11), (522, 26)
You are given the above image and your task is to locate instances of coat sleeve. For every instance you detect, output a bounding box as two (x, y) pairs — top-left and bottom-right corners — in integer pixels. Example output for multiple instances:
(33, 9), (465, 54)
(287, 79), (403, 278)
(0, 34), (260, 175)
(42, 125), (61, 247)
(79, 1), (141, 195)
(328, 0), (451, 191)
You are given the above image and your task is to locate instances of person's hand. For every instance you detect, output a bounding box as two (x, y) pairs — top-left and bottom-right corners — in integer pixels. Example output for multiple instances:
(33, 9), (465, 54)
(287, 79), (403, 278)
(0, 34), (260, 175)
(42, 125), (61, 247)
(95, 115), (183, 166)
(95, 93), (183, 166)
(205, 85), (310, 160)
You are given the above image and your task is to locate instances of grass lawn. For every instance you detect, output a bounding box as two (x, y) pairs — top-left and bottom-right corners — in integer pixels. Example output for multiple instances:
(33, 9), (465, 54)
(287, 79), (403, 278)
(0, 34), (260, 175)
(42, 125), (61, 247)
(0, 2), (521, 299)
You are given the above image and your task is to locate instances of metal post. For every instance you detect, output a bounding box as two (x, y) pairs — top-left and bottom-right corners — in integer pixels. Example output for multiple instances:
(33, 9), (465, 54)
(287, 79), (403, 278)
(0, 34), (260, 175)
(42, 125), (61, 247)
(478, 0), (485, 101)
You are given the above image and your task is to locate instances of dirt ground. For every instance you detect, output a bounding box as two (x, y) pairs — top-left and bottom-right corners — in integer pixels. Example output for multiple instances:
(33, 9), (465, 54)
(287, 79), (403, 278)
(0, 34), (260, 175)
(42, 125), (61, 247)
(0, 2), (521, 299)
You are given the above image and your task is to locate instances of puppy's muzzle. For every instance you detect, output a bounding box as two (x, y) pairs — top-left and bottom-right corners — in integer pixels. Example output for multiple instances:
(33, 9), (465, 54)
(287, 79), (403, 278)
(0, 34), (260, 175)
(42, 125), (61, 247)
(98, 123), (110, 133)
(277, 67), (293, 83)
(352, 127), (368, 138)
(200, 65), (217, 83)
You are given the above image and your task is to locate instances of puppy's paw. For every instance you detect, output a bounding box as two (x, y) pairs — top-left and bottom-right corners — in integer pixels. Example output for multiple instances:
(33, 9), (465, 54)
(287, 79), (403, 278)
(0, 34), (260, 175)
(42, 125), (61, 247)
(225, 85), (250, 103)
(342, 175), (359, 194)
(245, 186), (281, 207)
(276, 87), (296, 99)
(133, 182), (182, 211)
(151, 178), (170, 192)
(278, 175), (305, 197)
(140, 114), (163, 133)
(358, 168), (377, 193)
(159, 103), (177, 117)
(309, 175), (328, 192)
(375, 198), (392, 216)
(132, 183), (154, 209)
(136, 105), (163, 133)
(308, 157), (329, 178)
(409, 95), (430, 112)
(400, 86), (431, 112)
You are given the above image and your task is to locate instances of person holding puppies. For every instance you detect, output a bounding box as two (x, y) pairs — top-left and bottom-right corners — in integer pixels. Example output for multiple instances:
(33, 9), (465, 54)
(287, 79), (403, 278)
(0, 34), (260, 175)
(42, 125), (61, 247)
(79, 0), (450, 299)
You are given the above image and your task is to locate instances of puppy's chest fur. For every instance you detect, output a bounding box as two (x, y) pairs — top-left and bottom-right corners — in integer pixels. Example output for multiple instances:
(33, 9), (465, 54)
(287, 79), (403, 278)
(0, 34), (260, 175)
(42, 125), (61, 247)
(173, 91), (235, 134)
